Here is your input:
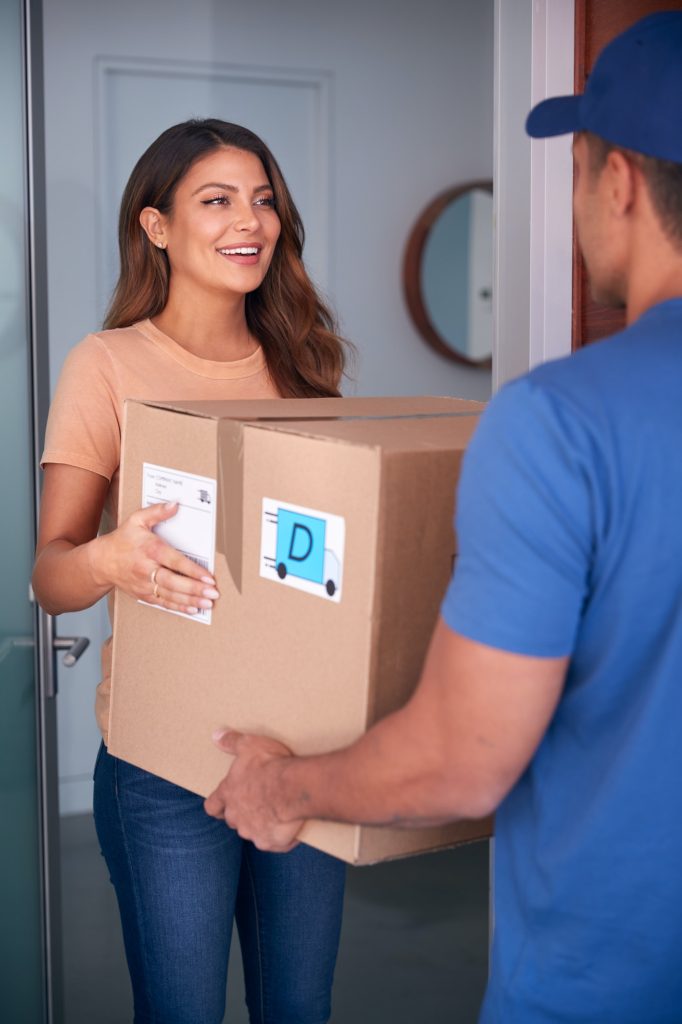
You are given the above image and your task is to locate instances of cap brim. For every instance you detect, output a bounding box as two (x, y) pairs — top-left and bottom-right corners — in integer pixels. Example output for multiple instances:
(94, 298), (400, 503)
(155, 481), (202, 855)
(525, 95), (583, 138)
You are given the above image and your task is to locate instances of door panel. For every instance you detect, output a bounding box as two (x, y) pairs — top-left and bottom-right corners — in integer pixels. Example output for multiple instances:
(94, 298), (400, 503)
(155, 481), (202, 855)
(572, 0), (682, 348)
(0, 0), (46, 1017)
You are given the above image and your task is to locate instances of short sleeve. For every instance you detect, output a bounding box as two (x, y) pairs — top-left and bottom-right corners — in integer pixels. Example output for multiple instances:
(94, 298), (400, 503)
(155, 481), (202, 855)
(41, 335), (121, 481)
(441, 375), (598, 657)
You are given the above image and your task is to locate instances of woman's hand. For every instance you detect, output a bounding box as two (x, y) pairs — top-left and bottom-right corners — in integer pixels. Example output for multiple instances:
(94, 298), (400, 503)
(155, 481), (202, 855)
(92, 501), (219, 615)
(32, 464), (219, 616)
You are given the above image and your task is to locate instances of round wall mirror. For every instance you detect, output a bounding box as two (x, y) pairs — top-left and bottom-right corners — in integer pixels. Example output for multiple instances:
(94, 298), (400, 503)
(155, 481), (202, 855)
(403, 180), (493, 368)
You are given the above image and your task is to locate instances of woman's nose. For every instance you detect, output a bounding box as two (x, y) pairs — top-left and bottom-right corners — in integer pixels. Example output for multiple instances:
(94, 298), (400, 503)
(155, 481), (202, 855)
(232, 204), (259, 231)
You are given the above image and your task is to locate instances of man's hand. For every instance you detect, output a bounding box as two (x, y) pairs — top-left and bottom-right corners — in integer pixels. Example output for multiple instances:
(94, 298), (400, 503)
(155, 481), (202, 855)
(203, 621), (567, 844)
(204, 730), (304, 852)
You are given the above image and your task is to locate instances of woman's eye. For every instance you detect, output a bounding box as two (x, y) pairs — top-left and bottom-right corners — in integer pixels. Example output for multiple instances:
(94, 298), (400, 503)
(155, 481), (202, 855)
(254, 196), (276, 208)
(202, 196), (229, 206)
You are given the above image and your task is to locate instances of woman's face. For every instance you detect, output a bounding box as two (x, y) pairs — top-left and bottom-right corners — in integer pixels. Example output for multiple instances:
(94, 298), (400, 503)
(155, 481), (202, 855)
(155, 146), (281, 299)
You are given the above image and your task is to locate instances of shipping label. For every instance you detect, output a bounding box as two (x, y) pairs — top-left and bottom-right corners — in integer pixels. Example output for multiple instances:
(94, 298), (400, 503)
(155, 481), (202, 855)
(141, 463), (217, 624)
(260, 498), (345, 603)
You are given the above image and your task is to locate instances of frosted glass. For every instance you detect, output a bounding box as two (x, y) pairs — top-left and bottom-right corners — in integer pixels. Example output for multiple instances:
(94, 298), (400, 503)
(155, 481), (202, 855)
(0, 0), (45, 1018)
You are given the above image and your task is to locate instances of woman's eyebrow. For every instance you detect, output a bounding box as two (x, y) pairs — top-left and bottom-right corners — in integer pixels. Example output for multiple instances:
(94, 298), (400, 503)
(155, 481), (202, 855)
(191, 181), (273, 196)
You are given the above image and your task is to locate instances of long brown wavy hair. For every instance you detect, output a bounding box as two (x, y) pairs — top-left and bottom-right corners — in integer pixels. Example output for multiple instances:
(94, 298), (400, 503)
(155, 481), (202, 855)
(104, 119), (351, 396)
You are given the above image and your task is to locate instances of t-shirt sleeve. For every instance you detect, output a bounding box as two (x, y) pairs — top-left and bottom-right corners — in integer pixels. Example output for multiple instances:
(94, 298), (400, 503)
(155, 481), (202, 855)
(441, 375), (597, 657)
(41, 335), (121, 481)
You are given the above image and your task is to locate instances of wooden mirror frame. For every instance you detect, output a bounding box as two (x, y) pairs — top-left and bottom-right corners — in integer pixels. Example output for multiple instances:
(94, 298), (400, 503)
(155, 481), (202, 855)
(403, 179), (493, 368)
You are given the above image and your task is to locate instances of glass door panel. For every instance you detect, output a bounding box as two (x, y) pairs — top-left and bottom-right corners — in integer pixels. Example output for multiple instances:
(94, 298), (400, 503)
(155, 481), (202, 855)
(0, 0), (46, 1019)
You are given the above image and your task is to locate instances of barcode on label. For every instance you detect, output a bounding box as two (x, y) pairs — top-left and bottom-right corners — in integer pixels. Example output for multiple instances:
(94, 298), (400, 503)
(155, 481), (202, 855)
(179, 551), (210, 571)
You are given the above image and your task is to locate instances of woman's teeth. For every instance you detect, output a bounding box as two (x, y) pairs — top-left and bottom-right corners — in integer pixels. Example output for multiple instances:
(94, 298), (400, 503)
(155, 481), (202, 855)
(219, 247), (259, 255)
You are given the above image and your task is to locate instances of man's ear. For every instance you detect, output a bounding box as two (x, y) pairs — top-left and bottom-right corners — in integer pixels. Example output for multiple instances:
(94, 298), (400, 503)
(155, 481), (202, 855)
(139, 207), (168, 250)
(605, 149), (637, 219)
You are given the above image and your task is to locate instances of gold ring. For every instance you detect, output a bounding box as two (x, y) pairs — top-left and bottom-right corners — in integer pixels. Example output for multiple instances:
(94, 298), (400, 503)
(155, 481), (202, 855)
(153, 582), (160, 599)
(150, 567), (159, 586)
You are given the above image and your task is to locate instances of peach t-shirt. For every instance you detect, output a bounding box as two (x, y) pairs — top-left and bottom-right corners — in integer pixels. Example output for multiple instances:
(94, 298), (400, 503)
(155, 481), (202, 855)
(41, 318), (280, 742)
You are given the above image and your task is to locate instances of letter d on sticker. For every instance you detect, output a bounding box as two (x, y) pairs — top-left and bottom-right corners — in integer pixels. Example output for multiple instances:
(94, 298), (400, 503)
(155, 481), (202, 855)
(288, 523), (313, 562)
(275, 509), (325, 585)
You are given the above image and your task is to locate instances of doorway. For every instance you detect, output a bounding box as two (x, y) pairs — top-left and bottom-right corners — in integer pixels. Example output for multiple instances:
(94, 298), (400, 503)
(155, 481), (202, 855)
(14, 0), (496, 1020)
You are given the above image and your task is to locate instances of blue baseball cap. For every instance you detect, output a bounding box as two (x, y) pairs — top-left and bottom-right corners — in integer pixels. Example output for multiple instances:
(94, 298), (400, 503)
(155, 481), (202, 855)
(526, 11), (682, 163)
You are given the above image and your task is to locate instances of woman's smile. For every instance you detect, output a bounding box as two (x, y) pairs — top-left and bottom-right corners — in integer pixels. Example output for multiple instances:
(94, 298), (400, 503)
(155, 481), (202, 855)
(216, 243), (263, 265)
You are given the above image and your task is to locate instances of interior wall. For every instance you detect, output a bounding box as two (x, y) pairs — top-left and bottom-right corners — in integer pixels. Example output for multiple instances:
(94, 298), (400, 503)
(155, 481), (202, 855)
(44, 0), (494, 401)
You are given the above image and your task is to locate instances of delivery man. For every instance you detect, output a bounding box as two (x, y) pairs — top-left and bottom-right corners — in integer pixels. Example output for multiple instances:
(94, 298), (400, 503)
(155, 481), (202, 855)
(205, 13), (682, 1021)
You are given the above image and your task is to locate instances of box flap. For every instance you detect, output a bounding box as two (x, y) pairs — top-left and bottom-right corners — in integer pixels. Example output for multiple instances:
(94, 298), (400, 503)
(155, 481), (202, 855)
(130, 397), (324, 420)
(132, 395), (483, 591)
(130, 395), (483, 423)
(250, 410), (482, 450)
(144, 397), (477, 593)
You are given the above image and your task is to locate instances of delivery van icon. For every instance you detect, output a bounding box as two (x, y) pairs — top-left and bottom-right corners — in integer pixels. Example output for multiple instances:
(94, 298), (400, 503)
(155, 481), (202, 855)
(260, 498), (345, 602)
(275, 509), (340, 596)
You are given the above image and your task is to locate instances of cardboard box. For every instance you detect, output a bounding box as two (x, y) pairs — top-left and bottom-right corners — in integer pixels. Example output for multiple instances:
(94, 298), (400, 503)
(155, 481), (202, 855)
(108, 396), (493, 864)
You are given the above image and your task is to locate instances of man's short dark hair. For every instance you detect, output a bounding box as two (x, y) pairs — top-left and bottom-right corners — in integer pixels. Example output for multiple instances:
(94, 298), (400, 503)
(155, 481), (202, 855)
(583, 131), (682, 250)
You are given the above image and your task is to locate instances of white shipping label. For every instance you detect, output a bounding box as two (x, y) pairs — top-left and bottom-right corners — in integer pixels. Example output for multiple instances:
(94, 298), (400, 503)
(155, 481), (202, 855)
(141, 463), (217, 625)
(260, 497), (345, 603)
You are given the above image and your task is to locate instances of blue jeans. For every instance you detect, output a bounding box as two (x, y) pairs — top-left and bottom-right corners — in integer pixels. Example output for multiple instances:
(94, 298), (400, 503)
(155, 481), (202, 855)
(93, 744), (345, 1024)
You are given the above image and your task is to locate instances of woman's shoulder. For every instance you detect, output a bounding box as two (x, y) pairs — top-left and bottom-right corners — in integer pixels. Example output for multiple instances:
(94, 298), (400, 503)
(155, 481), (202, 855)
(63, 321), (155, 373)
(82, 321), (151, 354)
(53, 323), (152, 395)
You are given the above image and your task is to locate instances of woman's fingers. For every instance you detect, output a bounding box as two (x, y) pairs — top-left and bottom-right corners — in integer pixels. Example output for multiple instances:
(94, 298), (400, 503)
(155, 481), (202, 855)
(162, 544), (216, 585)
(149, 564), (219, 609)
(110, 503), (219, 606)
(136, 504), (216, 584)
(137, 501), (180, 528)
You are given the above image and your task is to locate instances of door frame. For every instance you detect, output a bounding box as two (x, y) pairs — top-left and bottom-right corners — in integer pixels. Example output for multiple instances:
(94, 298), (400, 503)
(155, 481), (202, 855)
(23, 0), (64, 1019)
(492, 0), (575, 392)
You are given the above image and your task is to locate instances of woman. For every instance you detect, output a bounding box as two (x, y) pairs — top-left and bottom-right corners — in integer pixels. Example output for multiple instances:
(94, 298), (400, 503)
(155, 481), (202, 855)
(32, 119), (349, 1024)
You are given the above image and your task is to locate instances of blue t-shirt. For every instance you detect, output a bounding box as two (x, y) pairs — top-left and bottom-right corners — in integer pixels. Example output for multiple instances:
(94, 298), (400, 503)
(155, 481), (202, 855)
(441, 299), (682, 1023)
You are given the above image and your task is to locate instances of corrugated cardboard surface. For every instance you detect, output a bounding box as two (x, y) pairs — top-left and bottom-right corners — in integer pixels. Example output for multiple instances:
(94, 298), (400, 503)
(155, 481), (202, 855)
(108, 397), (492, 864)
(146, 394), (484, 421)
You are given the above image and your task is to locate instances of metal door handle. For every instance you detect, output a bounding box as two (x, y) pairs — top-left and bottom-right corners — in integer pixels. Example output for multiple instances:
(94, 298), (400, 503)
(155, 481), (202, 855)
(35, 609), (92, 698)
(53, 635), (90, 667)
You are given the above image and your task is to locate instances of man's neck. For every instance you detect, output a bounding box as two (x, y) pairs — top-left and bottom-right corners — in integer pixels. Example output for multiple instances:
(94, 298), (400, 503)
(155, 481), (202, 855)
(625, 221), (682, 325)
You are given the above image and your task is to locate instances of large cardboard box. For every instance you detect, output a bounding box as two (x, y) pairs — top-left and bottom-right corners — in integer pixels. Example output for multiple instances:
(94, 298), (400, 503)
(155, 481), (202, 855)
(108, 396), (492, 864)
